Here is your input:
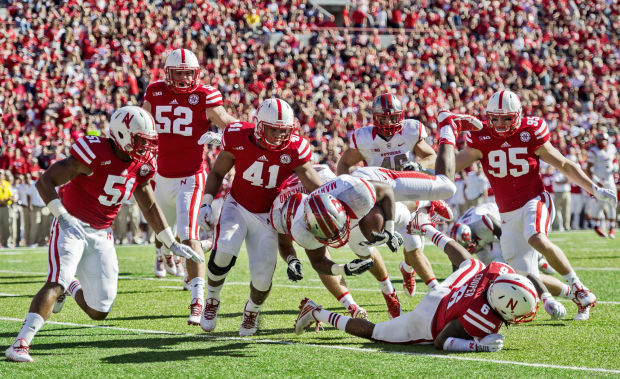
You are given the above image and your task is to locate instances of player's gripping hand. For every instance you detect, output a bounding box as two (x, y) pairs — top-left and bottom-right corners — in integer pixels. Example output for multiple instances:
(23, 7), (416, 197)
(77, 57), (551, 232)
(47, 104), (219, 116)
(592, 184), (617, 206)
(170, 241), (204, 263)
(475, 334), (504, 352)
(58, 213), (86, 240)
(542, 293), (567, 320)
(198, 131), (222, 146)
(198, 203), (212, 231)
(344, 258), (374, 276)
(286, 257), (303, 282)
(402, 161), (423, 172)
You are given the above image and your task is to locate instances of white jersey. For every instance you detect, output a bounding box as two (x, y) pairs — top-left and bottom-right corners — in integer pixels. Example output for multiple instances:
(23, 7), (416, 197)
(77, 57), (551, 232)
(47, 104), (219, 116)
(271, 175), (376, 250)
(350, 119), (427, 170)
(587, 145), (618, 188)
(457, 202), (500, 247)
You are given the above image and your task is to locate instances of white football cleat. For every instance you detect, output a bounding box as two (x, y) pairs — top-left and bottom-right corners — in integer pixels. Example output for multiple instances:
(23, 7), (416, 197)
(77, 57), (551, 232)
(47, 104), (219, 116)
(571, 284), (597, 309)
(154, 255), (166, 278)
(5, 339), (33, 362)
(200, 297), (220, 332)
(348, 304), (368, 320)
(239, 303), (260, 337)
(183, 276), (191, 291)
(294, 298), (321, 335)
(174, 258), (185, 278)
(52, 291), (68, 314)
(188, 298), (203, 326)
(164, 253), (177, 276)
(574, 305), (590, 321)
(201, 239), (213, 253)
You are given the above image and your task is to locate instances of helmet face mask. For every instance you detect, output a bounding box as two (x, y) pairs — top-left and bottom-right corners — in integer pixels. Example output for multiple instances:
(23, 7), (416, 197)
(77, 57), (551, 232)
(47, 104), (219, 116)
(304, 193), (351, 248)
(254, 98), (297, 151)
(372, 93), (404, 137)
(164, 49), (200, 93)
(486, 90), (522, 138)
(487, 273), (539, 324)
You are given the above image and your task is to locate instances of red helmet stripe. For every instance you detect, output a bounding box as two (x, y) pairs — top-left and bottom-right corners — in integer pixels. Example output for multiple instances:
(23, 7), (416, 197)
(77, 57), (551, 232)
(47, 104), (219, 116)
(276, 99), (282, 122)
(497, 90), (504, 110)
(309, 196), (339, 238)
(181, 49), (186, 63)
(494, 278), (537, 300)
(386, 94), (393, 109)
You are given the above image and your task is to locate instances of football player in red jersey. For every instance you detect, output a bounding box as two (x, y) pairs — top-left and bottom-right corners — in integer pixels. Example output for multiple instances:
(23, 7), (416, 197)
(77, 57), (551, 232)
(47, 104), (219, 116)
(455, 89), (617, 321)
(142, 48), (237, 326)
(295, 211), (547, 353)
(5, 107), (203, 363)
(198, 98), (323, 336)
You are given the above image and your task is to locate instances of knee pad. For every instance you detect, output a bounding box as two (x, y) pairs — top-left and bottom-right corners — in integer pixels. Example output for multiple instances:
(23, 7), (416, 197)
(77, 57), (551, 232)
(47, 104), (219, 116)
(207, 250), (237, 280)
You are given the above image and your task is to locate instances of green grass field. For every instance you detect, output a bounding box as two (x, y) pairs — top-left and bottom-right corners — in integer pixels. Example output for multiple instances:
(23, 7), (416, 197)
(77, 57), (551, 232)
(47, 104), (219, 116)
(0, 230), (618, 377)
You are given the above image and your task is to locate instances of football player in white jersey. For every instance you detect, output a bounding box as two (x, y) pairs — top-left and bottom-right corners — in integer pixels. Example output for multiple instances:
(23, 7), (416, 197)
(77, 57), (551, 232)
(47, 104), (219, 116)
(337, 93), (454, 298)
(586, 132), (618, 238)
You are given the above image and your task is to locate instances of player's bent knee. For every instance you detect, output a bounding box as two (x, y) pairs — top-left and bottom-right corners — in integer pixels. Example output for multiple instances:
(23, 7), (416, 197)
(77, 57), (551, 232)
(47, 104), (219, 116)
(207, 250), (237, 280)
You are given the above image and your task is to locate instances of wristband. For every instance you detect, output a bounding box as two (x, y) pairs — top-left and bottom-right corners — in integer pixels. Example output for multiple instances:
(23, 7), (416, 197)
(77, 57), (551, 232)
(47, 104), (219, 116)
(540, 292), (552, 303)
(331, 264), (346, 276)
(385, 220), (395, 234)
(157, 227), (176, 248)
(204, 194), (214, 205)
(47, 198), (68, 218)
(286, 255), (297, 264)
(443, 337), (477, 352)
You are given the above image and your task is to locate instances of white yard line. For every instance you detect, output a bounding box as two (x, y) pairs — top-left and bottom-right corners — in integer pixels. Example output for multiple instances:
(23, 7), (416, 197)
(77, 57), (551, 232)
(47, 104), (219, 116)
(0, 317), (617, 374)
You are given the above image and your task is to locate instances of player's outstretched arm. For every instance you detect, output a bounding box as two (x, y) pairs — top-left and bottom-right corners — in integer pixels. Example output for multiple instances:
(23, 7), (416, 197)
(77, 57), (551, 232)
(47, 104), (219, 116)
(206, 106), (238, 131)
(336, 148), (364, 175)
(435, 319), (504, 353)
(414, 139), (437, 170)
(537, 141), (617, 205)
(305, 246), (373, 276)
(294, 162), (324, 193)
(455, 147), (483, 173)
(134, 182), (204, 263)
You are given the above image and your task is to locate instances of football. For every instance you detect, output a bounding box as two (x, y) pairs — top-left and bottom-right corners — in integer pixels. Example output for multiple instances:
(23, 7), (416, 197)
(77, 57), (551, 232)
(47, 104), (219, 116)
(359, 205), (384, 242)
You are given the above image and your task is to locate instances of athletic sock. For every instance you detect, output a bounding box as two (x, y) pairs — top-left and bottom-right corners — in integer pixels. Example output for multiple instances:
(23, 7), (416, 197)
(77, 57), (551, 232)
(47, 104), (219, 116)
(378, 275), (395, 295)
(426, 278), (439, 289)
(16, 312), (45, 345)
(67, 279), (81, 299)
(189, 277), (205, 302)
(337, 292), (357, 311)
(206, 283), (223, 301)
(313, 309), (350, 332)
(401, 262), (415, 274)
(245, 298), (260, 313)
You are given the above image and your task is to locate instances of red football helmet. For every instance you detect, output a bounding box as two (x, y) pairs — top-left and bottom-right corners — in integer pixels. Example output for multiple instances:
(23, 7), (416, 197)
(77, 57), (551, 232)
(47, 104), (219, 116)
(486, 89), (522, 138)
(254, 98), (297, 151)
(304, 193), (350, 248)
(109, 106), (158, 163)
(164, 49), (200, 93)
(372, 93), (404, 136)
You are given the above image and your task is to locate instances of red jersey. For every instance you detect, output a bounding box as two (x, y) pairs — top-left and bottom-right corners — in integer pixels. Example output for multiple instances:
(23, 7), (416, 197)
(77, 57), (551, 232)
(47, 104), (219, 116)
(465, 117), (551, 212)
(432, 262), (515, 339)
(143, 81), (223, 178)
(62, 136), (155, 229)
(222, 122), (312, 213)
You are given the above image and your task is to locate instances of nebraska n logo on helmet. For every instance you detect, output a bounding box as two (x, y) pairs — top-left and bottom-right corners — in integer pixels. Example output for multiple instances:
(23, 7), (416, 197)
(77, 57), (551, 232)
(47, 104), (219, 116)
(254, 98), (298, 151)
(372, 93), (404, 137)
(164, 48), (200, 93)
(486, 89), (522, 138)
(304, 193), (351, 248)
(109, 106), (158, 163)
(487, 273), (539, 324)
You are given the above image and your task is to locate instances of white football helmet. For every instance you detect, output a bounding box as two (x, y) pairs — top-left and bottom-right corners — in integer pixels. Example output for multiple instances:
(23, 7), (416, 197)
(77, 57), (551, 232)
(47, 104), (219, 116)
(164, 48), (200, 93)
(304, 193), (350, 248)
(450, 222), (474, 252)
(486, 89), (522, 137)
(372, 93), (404, 136)
(254, 98), (297, 151)
(487, 273), (539, 324)
(109, 106), (158, 163)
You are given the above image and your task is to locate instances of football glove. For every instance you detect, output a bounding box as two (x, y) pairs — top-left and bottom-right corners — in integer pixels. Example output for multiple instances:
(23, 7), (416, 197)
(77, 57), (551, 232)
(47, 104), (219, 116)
(592, 184), (617, 206)
(344, 258), (374, 276)
(57, 213), (86, 240)
(402, 161), (423, 172)
(286, 257), (303, 282)
(360, 230), (404, 253)
(169, 241), (204, 263)
(198, 131), (222, 146)
(198, 203), (212, 231)
(476, 334), (504, 352)
(542, 293), (566, 320)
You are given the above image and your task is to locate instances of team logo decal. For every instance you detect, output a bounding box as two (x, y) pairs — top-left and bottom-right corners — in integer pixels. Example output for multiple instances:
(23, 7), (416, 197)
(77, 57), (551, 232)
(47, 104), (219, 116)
(139, 164), (152, 176)
(520, 131), (531, 142)
(280, 154), (292, 164)
(188, 94), (199, 105)
(386, 143), (391, 149)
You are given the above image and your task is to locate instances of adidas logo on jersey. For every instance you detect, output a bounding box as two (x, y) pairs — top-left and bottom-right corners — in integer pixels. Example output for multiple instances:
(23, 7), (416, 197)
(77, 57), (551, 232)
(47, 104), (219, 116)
(258, 155), (268, 162)
(170, 99), (178, 105)
(501, 142), (511, 148)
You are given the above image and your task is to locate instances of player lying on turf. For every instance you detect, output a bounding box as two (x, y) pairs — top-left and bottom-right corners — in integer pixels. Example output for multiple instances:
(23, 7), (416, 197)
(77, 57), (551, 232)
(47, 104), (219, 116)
(5, 106), (203, 363)
(294, 210), (558, 353)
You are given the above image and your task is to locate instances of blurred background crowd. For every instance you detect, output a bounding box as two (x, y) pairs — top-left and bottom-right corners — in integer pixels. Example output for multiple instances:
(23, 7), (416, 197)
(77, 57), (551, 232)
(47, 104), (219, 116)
(0, 0), (617, 247)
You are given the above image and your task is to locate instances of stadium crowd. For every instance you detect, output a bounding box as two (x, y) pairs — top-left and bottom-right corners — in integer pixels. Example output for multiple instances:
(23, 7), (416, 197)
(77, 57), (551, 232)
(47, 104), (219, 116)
(0, 0), (618, 247)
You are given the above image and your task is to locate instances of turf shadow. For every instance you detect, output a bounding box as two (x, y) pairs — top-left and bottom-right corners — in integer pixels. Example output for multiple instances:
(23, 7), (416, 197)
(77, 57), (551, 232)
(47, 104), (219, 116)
(102, 341), (252, 363)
